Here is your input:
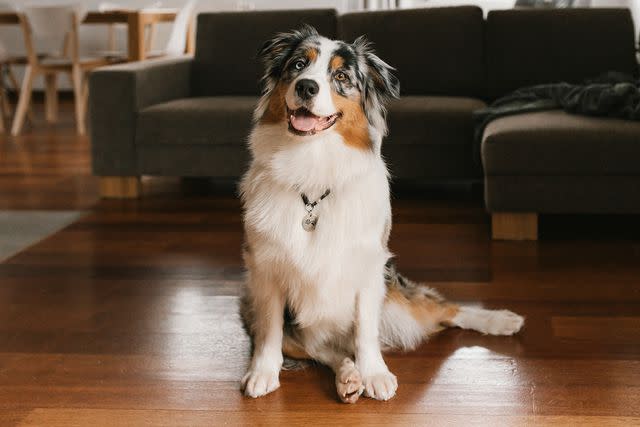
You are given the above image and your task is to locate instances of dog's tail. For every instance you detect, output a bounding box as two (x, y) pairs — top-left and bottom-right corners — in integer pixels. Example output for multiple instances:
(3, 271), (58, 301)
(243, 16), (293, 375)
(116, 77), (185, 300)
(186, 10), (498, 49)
(380, 261), (524, 351)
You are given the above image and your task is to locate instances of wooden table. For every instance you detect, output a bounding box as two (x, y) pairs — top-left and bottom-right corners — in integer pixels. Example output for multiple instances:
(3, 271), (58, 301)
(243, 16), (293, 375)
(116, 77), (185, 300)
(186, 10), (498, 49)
(0, 8), (179, 62)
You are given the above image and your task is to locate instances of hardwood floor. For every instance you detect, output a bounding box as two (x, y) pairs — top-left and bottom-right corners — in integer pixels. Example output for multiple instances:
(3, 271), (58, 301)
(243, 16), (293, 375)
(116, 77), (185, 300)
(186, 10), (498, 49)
(0, 104), (98, 210)
(1, 107), (640, 426)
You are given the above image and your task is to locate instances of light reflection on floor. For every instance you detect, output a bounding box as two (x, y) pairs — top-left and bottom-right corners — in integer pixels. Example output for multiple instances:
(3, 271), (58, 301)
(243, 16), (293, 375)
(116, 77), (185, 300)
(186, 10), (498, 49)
(414, 346), (532, 414)
(162, 286), (250, 382)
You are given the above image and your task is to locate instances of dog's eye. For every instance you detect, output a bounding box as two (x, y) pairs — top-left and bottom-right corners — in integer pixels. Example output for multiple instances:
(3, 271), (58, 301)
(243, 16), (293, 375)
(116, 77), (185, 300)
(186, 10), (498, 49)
(293, 60), (306, 71)
(334, 71), (347, 82)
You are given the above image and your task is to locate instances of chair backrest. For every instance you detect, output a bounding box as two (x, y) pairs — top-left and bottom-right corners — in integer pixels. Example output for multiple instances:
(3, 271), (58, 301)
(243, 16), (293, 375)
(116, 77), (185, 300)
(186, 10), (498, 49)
(20, 3), (85, 63)
(0, 2), (15, 61)
(98, 1), (162, 13)
(22, 3), (85, 38)
(164, 0), (197, 56)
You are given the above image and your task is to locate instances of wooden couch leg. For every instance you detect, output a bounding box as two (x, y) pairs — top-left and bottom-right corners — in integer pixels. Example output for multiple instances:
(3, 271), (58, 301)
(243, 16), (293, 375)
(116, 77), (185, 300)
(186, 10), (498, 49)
(99, 176), (141, 199)
(492, 212), (538, 241)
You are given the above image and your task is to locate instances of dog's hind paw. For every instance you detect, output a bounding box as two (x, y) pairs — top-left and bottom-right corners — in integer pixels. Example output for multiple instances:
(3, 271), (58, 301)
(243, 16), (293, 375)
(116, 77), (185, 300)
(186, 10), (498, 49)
(452, 307), (525, 336)
(241, 368), (280, 398)
(336, 358), (364, 404)
(488, 310), (525, 335)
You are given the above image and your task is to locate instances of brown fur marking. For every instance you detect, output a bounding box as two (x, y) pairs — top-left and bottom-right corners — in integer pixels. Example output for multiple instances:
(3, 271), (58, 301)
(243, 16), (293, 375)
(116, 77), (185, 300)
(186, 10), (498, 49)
(282, 336), (310, 360)
(260, 83), (287, 124)
(331, 93), (370, 150)
(330, 55), (344, 71)
(306, 47), (319, 63)
(386, 288), (459, 329)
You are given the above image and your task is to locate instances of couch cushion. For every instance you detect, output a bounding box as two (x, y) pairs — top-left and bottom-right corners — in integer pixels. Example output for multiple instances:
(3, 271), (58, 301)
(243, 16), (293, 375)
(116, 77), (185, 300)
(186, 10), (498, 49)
(137, 145), (250, 177)
(486, 9), (638, 100)
(383, 96), (486, 180)
(383, 144), (480, 180)
(136, 97), (258, 146)
(339, 7), (485, 97)
(482, 110), (640, 176)
(194, 9), (337, 96)
(387, 96), (486, 146)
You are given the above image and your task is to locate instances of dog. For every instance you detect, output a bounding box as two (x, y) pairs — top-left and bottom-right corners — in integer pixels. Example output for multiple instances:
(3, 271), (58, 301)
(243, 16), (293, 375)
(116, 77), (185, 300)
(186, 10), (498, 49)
(239, 25), (524, 403)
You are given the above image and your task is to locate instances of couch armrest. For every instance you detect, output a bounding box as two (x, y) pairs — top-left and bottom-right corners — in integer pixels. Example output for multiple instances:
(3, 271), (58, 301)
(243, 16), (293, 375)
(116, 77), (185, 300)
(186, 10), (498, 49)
(89, 56), (193, 176)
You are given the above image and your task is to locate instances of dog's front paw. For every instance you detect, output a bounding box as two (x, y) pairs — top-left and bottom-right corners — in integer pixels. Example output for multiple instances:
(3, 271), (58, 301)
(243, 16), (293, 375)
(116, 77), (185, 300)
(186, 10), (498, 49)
(362, 369), (397, 401)
(336, 358), (364, 404)
(241, 368), (280, 398)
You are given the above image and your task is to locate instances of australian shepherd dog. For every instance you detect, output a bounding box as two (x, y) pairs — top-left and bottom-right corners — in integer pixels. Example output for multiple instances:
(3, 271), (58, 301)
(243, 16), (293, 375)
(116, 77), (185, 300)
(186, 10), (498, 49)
(240, 26), (524, 403)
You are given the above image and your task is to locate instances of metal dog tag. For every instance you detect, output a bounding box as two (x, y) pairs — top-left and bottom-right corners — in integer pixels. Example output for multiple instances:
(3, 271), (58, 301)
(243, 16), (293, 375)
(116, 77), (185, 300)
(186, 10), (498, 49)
(302, 211), (318, 232)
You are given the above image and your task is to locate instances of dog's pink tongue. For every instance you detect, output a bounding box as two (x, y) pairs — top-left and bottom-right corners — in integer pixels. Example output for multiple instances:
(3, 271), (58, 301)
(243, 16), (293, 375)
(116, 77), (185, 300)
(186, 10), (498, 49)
(291, 111), (319, 132)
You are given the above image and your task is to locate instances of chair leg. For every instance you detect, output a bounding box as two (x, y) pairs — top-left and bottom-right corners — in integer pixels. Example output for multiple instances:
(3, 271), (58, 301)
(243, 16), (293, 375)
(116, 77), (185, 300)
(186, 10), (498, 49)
(81, 74), (89, 123)
(11, 65), (35, 136)
(71, 65), (85, 135)
(491, 212), (538, 241)
(146, 23), (157, 52)
(44, 73), (58, 123)
(0, 84), (5, 134)
(6, 66), (34, 125)
(107, 25), (116, 51)
(0, 68), (6, 133)
(0, 68), (10, 125)
(1, 86), (10, 118)
(99, 176), (141, 198)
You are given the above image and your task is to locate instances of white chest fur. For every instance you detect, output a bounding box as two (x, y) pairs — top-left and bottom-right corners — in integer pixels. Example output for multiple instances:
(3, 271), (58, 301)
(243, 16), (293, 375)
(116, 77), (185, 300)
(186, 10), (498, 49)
(241, 125), (392, 330)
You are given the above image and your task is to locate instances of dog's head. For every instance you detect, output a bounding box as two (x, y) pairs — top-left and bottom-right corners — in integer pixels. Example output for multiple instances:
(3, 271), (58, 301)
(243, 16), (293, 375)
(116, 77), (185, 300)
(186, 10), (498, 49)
(255, 25), (399, 149)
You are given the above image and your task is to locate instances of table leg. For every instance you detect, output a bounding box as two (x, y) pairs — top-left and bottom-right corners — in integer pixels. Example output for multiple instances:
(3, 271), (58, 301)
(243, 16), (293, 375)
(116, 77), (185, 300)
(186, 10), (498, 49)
(44, 73), (58, 123)
(186, 19), (195, 55)
(127, 12), (146, 61)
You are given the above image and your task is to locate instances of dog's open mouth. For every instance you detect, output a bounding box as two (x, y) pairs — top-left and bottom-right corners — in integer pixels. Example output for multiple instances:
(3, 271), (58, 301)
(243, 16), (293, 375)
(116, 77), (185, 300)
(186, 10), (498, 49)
(287, 107), (341, 136)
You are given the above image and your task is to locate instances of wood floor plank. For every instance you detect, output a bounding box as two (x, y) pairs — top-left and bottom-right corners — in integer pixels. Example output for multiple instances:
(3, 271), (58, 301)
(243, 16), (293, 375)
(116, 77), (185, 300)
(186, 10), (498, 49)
(16, 409), (640, 427)
(553, 316), (640, 343)
(0, 409), (31, 427)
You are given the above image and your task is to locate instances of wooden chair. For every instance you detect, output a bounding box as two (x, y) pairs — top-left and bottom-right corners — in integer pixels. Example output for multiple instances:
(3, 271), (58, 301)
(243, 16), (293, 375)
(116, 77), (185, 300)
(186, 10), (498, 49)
(0, 1), (35, 133)
(99, 0), (197, 60)
(0, 51), (42, 133)
(11, 5), (113, 136)
(146, 0), (197, 58)
(1, 54), (42, 134)
(99, 1), (162, 60)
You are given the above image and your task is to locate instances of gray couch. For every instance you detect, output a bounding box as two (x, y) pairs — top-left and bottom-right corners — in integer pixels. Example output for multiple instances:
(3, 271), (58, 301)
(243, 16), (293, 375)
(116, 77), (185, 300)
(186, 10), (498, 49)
(89, 7), (640, 240)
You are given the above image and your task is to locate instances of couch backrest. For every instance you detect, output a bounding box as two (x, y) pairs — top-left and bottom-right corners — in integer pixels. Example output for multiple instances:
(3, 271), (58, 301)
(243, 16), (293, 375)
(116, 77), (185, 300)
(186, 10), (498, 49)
(193, 9), (337, 96)
(486, 8), (639, 100)
(339, 7), (485, 97)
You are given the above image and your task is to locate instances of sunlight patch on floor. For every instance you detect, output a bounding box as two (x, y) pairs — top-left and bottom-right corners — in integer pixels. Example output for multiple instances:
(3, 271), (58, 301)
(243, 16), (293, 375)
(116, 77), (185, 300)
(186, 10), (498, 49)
(0, 210), (83, 262)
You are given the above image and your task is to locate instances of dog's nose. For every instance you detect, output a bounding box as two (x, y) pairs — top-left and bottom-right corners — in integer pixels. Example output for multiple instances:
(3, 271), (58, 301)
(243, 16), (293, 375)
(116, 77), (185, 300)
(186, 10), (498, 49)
(295, 79), (319, 100)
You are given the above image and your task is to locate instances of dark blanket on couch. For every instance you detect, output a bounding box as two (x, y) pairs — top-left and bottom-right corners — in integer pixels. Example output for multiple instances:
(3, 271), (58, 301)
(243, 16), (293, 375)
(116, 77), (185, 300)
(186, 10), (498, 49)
(473, 72), (640, 163)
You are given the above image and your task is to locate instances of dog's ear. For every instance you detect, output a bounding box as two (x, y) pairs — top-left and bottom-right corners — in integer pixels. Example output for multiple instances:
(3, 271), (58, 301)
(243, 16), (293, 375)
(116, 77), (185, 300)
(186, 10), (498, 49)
(352, 36), (400, 135)
(353, 36), (400, 103)
(257, 25), (319, 86)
